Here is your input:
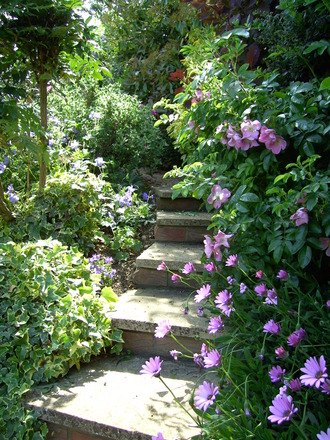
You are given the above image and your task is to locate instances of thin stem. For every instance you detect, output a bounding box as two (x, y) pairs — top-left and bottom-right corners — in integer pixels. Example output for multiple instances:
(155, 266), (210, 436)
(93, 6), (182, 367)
(291, 418), (308, 440)
(170, 333), (195, 355)
(158, 376), (199, 426)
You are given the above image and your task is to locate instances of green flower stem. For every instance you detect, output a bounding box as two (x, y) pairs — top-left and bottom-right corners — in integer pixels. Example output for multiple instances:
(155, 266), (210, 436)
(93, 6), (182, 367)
(170, 333), (195, 355)
(291, 418), (308, 440)
(221, 366), (244, 398)
(158, 376), (199, 426)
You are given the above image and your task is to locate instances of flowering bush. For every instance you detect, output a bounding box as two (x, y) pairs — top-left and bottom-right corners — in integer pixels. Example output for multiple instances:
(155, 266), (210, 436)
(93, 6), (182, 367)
(143, 229), (329, 438)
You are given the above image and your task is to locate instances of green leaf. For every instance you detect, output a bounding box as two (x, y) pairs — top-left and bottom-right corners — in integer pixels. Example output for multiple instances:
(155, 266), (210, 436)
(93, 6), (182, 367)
(240, 193), (259, 203)
(101, 287), (118, 303)
(298, 246), (312, 268)
(319, 77), (330, 91)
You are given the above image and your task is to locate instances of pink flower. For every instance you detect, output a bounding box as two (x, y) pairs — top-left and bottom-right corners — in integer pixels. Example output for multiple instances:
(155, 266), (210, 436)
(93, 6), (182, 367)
(239, 138), (259, 151)
(194, 381), (219, 412)
(321, 379), (330, 395)
(240, 282), (247, 294)
(277, 270), (288, 280)
(207, 184), (231, 209)
(171, 273), (181, 284)
(263, 319), (281, 334)
(195, 284), (211, 303)
(241, 120), (261, 140)
(204, 262), (216, 272)
(157, 261), (167, 271)
(140, 356), (163, 378)
(259, 126), (287, 154)
(154, 320), (172, 338)
(289, 378), (301, 392)
(275, 346), (288, 359)
(215, 290), (235, 317)
(204, 235), (214, 259)
(300, 355), (328, 388)
(268, 394), (298, 424)
(269, 365), (286, 383)
(320, 237), (330, 257)
(254, 283), (267, 296)
(214, 230), (233, 248)
(207, 316), (224, 334)
(287, 328), (306, 347)
(266, 289), (278, 305)
(195, 89), (204, 101)
(317, 428), (330, 440)
(255, 270), (263, 279)
(225, 254), (238, 267)
(290, 208), (309, 226)
(152, 433), (165, 440)
(204, 349), (222, 368)
(182, 262), (195, 274)
(188, 121), (195, 129)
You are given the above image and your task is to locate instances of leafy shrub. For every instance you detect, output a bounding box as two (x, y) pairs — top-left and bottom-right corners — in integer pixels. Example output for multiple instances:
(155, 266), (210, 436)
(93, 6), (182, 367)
(97, 0), (199, 103)
(253, 0), (330, 85)
(48, 80), (172, 182)
(0, 238), (122, 439)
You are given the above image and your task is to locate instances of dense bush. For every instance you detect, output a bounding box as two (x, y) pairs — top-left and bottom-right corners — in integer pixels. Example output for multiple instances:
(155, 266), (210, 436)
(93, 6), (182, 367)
(0, 239), (122, 439)
(95, 0), (199, 103)
(47, 80), (172, 182)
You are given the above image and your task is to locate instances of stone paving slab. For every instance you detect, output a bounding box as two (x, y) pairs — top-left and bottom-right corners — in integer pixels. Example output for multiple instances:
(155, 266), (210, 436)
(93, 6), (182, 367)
(109, 288), (209, 338)
(25, 355), (204, 440)
(156, 211), (212, 227)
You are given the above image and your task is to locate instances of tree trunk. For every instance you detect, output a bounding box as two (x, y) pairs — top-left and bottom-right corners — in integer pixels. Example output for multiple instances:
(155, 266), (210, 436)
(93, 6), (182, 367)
(0, 179), (14, 222)
(39, 78), (48, 191)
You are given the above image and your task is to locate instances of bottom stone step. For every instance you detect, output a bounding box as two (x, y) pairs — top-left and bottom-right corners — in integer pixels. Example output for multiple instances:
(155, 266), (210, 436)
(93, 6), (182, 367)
(25, 355), (203, 440)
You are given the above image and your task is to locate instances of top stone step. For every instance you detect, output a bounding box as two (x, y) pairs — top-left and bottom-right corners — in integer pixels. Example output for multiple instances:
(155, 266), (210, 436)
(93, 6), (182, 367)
(153, 185), (203, 212)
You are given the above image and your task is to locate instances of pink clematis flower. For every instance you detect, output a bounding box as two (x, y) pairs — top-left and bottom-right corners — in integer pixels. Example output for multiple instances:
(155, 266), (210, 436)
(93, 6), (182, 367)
(214, 230), (233, 248)
(290, 207), (309, 226)
(241, 119), (261, 140)
(320, 237), (330, 257)
(204, 235), (214, 259)
(259, 126), (287, 154)
(207, 184), (231, 209)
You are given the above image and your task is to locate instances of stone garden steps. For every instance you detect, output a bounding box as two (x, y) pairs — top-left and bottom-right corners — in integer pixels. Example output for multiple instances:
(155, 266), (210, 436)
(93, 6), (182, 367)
(25, 181), (211, 440)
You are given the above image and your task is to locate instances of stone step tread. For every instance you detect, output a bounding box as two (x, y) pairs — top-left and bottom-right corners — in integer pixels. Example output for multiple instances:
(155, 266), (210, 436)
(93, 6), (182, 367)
(136, 242), (204, 272)
(25, 355), (201, 440)
(109, 288), (208, 339)
(156, 210), (212, 226)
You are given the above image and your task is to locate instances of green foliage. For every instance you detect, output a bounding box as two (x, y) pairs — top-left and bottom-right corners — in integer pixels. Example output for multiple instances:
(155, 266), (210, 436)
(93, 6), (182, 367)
(96, 0), (200, 102)
(47, 80), (172, 181)
(0, 239), (122, 439)
(158, 26), (329, 275)
(253, 0), (330, 84)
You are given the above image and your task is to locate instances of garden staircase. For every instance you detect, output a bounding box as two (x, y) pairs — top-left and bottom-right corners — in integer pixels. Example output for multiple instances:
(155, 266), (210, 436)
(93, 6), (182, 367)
(25, 181), (213, 440)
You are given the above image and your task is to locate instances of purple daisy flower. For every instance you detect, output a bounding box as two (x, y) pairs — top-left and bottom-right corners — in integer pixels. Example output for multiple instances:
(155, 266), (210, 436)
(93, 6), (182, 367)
(170, 350), (179, 361)
(269, 365), (286, 383)
(204, 349), (222, 369)
(182, 262), (195, 274)
(263, 319), (281, 334)
(154, 320), (171, 338)
(157, 261), (167, 271)
(266, 289), (278, 305)
(225, 254), (238, 267)
(214, 290), (235, 317)
(194, 381), (219, 412)
(275, 346), (288, 360)
(240, 283), (247, 294)
(277, 270), (288, 280)
(287, 328), (306, 346)
(317, 428), (330, 440)
(207, 316), (224, 334)
(140, 356), (163, 378)
(194, 284), (211, 303)
(268, 394), (298, 425)
(321, 379), (330, 395)
(300, 355), (328, 388)
(288, 378), (301, 392)
(152, 433), (165, 440)
(254, 283), (267, 296)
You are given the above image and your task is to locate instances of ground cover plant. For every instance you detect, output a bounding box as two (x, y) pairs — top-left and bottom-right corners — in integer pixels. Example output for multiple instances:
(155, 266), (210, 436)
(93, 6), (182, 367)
(141, 4), (329, 438)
